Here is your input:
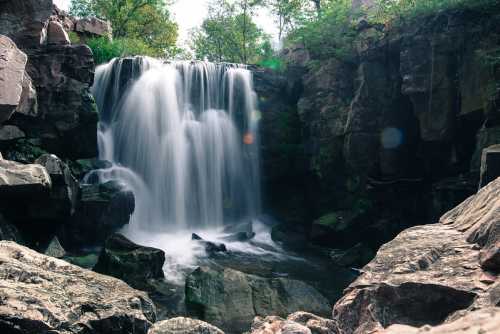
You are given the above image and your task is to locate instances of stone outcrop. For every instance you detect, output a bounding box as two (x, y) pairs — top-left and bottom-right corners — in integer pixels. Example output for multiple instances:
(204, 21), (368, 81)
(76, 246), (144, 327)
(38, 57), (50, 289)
(148, 317), (224, 334)
(0, 157), (51, 197)
(59, 181), (135, 249)
(480, 145), (500, 188)
(0, 35), (29, 124)
(331, 177), (500, 333)
(94, 233), (166, 287)
(185, 266), (331, 333)
(0, 240), (156, 333)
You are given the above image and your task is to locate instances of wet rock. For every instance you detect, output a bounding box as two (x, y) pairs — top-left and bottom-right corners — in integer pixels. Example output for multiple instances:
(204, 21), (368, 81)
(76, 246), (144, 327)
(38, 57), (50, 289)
(185, 266), (331, 333)
(479, 144), (500, 188)
(148, 317), (224, 334)
(222, 231), (256, 242)
(310, 211), (365, 248)
(379, 308), (500, 334)
(0, 35), (28, 124)
(271, 223), (309, 250)
(47, 20), (70, 45)
(0, 158), (51, 197)
(94, 233), (165, 288)
(0, 240), (156, 333)
(328, 243), (374, 268)
(60, 181), (135, 249)
(43, 236), (66, 258)
(192, 233), (227, 254)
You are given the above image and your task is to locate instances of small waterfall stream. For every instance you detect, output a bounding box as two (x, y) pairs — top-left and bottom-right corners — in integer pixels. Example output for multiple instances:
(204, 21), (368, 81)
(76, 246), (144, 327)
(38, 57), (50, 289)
(91, 57), (261, 232)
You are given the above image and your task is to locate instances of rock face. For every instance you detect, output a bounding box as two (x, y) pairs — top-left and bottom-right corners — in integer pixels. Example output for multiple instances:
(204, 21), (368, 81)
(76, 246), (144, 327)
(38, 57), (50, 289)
(0, 240), (156, 333)
(480, 145), (500, 188)
(59, 181), (135, 249)
(148, 317), (224, 334)
(185, 266), (331, 333)
(0, 35), (28, 124)
(331, 177), (500, 333)
(94, 233), (165, 287)
(0, 157), (51, 197)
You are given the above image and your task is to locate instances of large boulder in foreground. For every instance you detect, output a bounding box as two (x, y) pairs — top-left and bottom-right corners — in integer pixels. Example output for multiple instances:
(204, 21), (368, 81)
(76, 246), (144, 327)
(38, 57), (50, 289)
(332, 177), (500, 333)
(0, 240), (156, 333)
(185, 266), (331, 333)
(148, 317), (224, 334)
(94, 233), (165, 288)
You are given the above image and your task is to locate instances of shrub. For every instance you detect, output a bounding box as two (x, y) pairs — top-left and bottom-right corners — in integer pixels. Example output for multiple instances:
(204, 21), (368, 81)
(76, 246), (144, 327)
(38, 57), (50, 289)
(86, 37), (160, 64)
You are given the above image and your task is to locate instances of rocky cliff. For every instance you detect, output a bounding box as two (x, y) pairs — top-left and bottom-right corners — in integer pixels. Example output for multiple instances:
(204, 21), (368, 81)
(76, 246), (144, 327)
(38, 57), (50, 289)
(256, 4), (500, 261)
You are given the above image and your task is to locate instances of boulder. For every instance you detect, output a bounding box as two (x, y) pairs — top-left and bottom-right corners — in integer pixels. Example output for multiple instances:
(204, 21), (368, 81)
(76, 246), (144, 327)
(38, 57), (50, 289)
(68, 158), (113, 181)
(148, 317), (224, 334)
(75, 17), (112, 39)
(16, 71), (38, 117)
(0, 158), (51, 197)
(185, 266), (331, 333)
(479, 145), (500, 188)
(379, 308), (500, 334)
(0, 35), (28, 124)
(60, 181), (135, 249)
(250, 312), (337, 334)
(46, 20), (70, 45)
(332, 177), (500, 333)
(0, 240), (156, 333)
(94, 233), (165, 288)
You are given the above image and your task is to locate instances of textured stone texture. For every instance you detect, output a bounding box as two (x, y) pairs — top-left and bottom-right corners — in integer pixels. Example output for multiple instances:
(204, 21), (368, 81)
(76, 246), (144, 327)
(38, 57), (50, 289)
(0, 241), (156, 333)
(186, 266), (331, 333)
(148, 317), (224, 334)
(0, 158), (50, 197)
(0, 35), (28, 124)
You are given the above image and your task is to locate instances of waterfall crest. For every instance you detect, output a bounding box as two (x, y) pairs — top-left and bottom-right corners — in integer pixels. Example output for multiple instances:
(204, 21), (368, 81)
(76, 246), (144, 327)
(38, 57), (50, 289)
(91, 57), (261, 232)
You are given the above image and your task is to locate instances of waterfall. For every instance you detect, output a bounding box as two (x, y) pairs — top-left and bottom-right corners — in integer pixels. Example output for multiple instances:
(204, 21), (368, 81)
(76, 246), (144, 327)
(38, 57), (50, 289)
(91, 57), (261, 233)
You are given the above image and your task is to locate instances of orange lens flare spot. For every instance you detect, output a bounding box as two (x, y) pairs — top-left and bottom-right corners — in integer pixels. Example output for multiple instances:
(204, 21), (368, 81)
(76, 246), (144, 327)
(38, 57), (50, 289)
(243, 133), (254, 145)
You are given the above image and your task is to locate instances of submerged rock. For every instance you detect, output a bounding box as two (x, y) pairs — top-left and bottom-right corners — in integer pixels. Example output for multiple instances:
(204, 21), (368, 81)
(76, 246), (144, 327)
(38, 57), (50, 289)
(148, 317), (224, 334)
(94, 233), (165, 287)
(0, 240), (156, 333)
(192, 233), (227, 254)
(185, 266), (331, 333)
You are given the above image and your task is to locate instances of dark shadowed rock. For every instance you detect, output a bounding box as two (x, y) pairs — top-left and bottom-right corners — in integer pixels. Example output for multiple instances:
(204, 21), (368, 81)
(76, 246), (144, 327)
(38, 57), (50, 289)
(185, 266), (330, 333)
(68, 158), (113, 181)
(0, 240), (156, 333)
(148, 317), (224, 334)
(0, 214), (23, 244)
(94, 233), (165, 287)
(59, 180), (135, 249)
(480, 145), (500, 188)
(191, 233), (227, 254)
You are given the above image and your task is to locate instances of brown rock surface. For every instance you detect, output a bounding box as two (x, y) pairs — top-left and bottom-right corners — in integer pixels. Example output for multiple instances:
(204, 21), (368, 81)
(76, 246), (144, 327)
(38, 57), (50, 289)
(0, 240), (156, 333)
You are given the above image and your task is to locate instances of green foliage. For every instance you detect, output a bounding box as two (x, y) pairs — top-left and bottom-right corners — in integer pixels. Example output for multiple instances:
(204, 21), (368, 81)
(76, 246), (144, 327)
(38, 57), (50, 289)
(70, 0), (178, 58)
(286, 0), (358, 60)
(192, 0), (271, 64)
(315, 213), (338, 227)
(86, 37), (159, 64)
(372, 0), (499, 25)
(67, 31), (80, 44)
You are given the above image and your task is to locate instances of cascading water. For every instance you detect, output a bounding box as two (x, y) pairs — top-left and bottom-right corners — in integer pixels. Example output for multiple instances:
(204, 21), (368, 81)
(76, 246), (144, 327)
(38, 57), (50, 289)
(90, 57), (267, 282)
(91, 57), (261, 232)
